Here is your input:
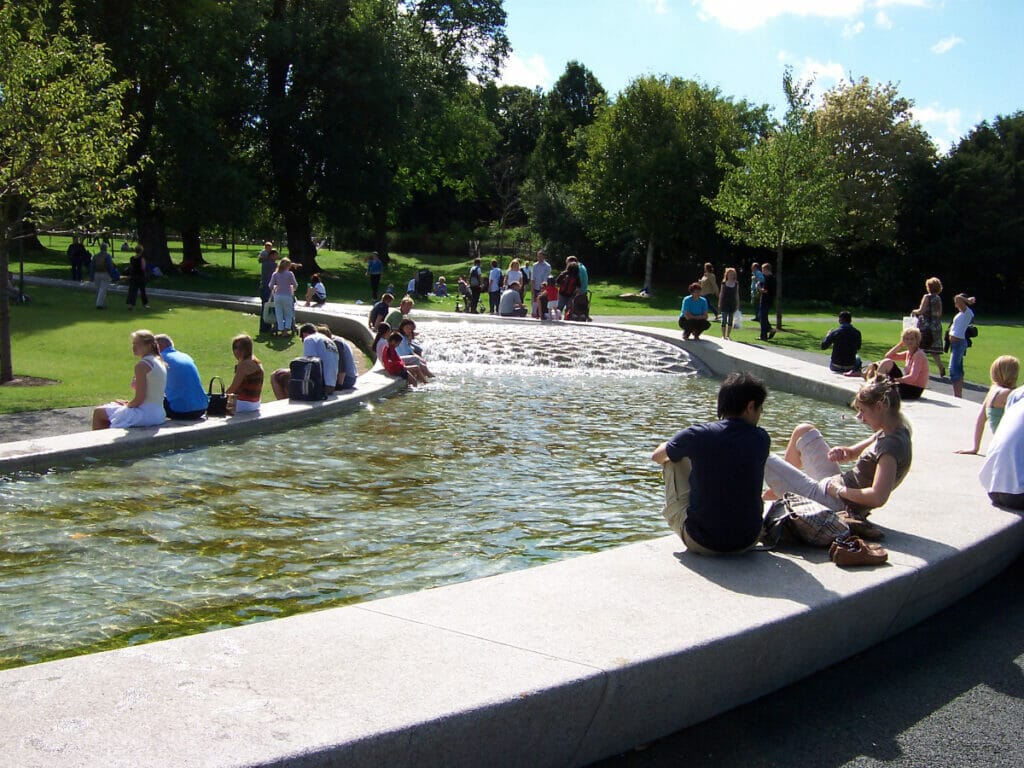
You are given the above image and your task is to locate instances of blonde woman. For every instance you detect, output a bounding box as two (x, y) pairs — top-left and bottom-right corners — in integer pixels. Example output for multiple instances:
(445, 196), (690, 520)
(225, 334), (264, 414)
(92, 329), (167, 429)
(268, 257), (298, 335)
(699, 262), (719, 320)
(875, 327), (929, 400)
(910, 276), (945, 377)
(764, 377), (912, 518)
(718, 266), (739, 339)
(505, 259), (524, 299)
(957, 355), (1018, 455)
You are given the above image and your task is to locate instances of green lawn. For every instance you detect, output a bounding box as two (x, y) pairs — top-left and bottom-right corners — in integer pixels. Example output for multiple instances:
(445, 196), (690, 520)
(0, 286), (372, 414)
(5, 236), (1020, 413)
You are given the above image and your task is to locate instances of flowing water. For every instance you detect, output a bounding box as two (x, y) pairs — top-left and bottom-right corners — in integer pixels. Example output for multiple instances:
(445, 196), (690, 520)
(0, 323), (867, 669)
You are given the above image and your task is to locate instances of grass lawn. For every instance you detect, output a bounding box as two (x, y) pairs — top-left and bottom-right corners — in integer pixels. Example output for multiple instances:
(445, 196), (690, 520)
(0, 285), (371, 415)
(6, 236), (1020, 412)
(634, 312), (1020, 386)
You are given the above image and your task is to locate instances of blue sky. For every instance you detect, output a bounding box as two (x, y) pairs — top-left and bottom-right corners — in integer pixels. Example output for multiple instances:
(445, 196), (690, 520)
(497, 0), (1024, 152)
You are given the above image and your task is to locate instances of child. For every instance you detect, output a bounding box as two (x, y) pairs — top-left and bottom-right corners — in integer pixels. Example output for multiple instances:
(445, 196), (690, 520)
(382, 332), (427, 386)
(372, 322), (391, 364)
(957, 355), (1019, 455)
(304, 274), (326, 306)
(541, 279), (559, 320)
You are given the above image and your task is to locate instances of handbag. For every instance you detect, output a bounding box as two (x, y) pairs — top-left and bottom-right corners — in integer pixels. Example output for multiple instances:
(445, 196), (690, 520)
(733, 309), (743, 329)
(206, 376), (228, 417)
(762, 492), (850, 548)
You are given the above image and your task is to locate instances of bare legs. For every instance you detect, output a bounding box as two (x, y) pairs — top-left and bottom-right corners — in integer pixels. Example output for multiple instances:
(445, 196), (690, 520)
(92, 407), (111, 430)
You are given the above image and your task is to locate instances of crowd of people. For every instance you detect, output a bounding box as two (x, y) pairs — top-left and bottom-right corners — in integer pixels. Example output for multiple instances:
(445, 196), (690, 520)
(453, 250), (588, 320)
(678, 261), (775, 341)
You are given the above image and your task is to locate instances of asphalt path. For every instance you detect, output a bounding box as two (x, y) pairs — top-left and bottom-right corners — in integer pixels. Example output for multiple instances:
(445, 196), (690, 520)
(593, 551), (1024, 768)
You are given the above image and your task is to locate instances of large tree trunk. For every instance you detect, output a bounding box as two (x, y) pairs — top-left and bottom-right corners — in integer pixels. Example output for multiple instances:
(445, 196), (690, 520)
(130, 84), (172, 272)
(181, 225), (203, 265)
(137, 211), (171, 272)
(643, 235), (655, 293)
(0, 240), (11, 383)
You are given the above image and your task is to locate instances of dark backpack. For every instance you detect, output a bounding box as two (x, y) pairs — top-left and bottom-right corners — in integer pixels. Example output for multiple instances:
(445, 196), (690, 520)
(288, 357), (326, 401)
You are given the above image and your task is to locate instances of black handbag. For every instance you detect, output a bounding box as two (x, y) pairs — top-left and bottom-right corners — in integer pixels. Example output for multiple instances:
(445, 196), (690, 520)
(206, 376), (228, 417)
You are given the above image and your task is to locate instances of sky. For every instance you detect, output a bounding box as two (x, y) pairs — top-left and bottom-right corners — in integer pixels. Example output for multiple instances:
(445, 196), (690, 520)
(497, 0), (1024, 152)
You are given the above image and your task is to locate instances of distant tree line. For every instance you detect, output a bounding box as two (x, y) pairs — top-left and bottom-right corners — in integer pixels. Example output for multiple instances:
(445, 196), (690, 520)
(4, 0), (1022, 315)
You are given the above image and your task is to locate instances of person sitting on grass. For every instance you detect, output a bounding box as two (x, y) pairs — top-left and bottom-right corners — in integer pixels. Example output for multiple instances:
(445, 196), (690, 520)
(821, 311), (862, 374)
(678, 282), (711, 340)
(651, 372), (771, 555)
(381, 331), (428, 386)
(871, 327), (929, 400)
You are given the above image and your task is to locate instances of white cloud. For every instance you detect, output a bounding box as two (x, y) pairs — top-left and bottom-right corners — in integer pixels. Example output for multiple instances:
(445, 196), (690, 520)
(842, 20), (865, 37)
(640, 0), (671, 14)
(911, 105), (963, 152)
(498, 52), (552, 90)
(875, 10), (893, 28)
(692, 0), (930, 31)
(795, 57), (847, 97)
(931, 35), (963, 54)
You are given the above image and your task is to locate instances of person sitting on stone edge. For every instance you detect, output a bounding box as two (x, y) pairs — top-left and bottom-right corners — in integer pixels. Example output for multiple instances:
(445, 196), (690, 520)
(651, 372), (770, 555)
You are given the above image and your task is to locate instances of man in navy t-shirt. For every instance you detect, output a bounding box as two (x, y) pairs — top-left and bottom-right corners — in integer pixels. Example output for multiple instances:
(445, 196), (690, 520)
(651, 372), (770, 554)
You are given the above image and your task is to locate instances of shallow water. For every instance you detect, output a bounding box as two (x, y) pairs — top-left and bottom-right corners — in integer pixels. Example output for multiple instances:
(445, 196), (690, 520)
(0, 324), (868, 669)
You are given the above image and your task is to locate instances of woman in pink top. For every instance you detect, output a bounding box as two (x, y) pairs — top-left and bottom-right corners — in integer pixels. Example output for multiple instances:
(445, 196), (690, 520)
(873, 327), (929, 400)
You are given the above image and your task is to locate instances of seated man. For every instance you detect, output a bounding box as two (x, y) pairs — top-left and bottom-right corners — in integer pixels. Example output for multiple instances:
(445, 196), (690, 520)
(385, 295), (414, 330)
(270, 323), (339, 399)
(678, 282), (711, 340)
(320, 325), (357, 391)
(821, 311), (863, 373)
(368, 292), (393, 330)
(980, 384), (1024, 510)
(155, 334), (208, 420)
(499, 281), (528, 317)
(651, 372), (771, 554)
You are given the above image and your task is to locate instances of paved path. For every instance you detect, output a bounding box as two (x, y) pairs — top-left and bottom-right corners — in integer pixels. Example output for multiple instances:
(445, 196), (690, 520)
(596, 550), (1024, 768)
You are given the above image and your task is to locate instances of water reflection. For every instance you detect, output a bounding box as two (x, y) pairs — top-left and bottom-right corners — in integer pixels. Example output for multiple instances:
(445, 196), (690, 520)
(0, 327), (867, 669)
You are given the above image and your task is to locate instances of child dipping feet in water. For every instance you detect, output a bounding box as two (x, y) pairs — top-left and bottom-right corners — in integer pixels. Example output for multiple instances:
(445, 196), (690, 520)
(957, 355), (1019, 455)
(382, 332), (428, 386)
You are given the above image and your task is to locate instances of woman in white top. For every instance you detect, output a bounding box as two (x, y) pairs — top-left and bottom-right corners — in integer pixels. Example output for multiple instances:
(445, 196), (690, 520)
(505, 259), (524, 300)
(269, 257), (298, 334)
(92, 329), (167, 429)
(947, 293), (976, 398)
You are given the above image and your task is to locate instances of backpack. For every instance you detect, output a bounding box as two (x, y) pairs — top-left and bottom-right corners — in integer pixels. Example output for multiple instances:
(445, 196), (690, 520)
(469, 266), (481, 287)
(288, 357), (326, 401)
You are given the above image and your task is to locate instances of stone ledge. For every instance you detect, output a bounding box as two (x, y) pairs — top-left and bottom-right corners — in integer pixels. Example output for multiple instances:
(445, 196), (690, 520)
(1, 309), (1021, 768)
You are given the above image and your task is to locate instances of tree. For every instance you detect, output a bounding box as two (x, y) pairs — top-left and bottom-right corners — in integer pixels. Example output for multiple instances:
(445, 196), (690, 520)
(710, 68), (840, 329)
(815, 77), (936, 250)
(0, 1), (135, 382)
(571, 76), (762, 291)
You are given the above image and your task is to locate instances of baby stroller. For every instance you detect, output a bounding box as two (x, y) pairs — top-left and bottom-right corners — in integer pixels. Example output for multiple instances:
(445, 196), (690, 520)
(565, 290), (592, 322)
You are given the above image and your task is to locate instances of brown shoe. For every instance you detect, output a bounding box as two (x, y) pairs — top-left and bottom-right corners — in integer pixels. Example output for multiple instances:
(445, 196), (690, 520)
(830, 536), (888, 567)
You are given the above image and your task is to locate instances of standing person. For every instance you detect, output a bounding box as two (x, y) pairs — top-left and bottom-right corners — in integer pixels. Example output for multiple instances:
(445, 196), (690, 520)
(947, 293), (977, 398)
(979, 384), (1024, 509)
(468, 257), (484, 314)
(556, 260), (580, 313)
(910, 276), (945, 377)
(257, 244), (278, 334)
(820, 311), (863, 373)
(67, 237), (88, 281)
(575, 256), (589, 293)
(155, 334), (208, 420)
(126, 244), (149, 310)
(530, 250), (552, 318)
(758, 262), (776, 341)
(957, 355), (1019, 455)
(91, 330), (167, 430)
(487, 259), (503, 315)
(718, 266), (739, 340)
(90, 243), (115, 309)
(268, 257), (297, 335)
(367, 251), (384, 301)
(874, 327), (929, 400)
(225, 334), (264, 413)
(678, 282), (711, 340)
(651, 372), (770, 555)
(749, 261), (764, 322)
(700, 262), (720, 321)
(505, 259), (524, 300)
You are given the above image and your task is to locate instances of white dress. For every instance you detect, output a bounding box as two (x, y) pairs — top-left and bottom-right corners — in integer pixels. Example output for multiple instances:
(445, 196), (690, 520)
(105, 354), (167, 428)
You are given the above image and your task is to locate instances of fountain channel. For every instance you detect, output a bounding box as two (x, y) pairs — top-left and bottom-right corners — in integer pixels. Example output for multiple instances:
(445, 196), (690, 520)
(0, 322), (870, 669)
